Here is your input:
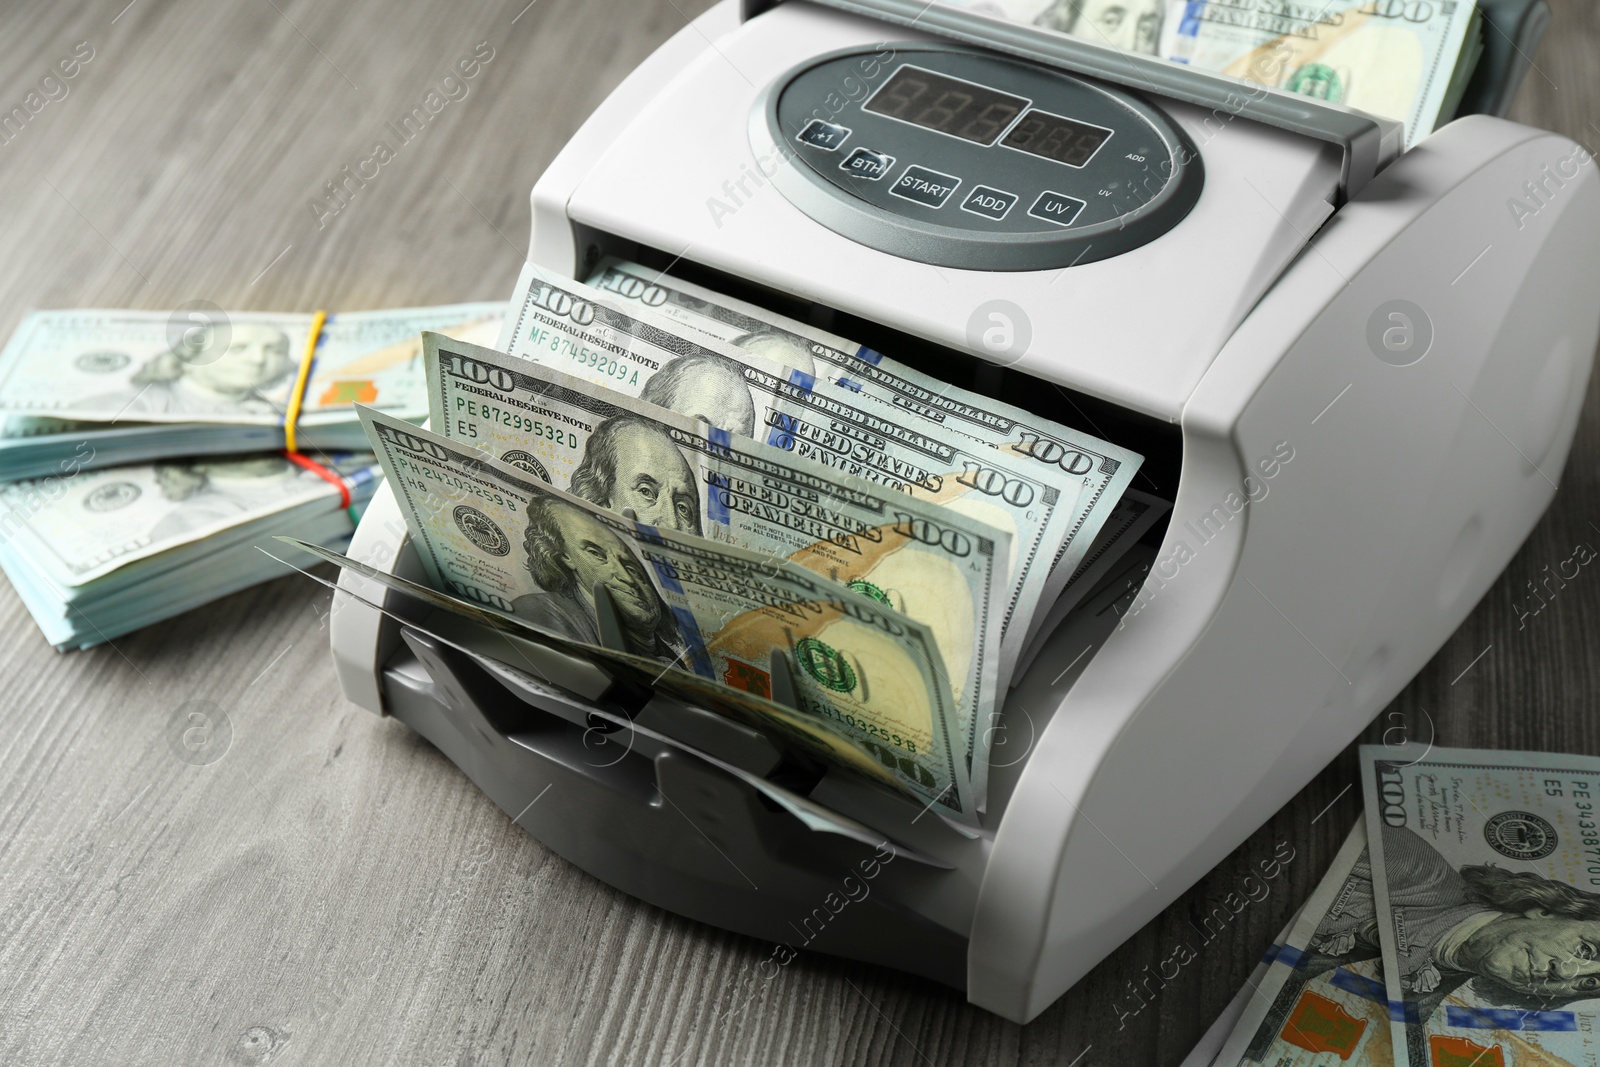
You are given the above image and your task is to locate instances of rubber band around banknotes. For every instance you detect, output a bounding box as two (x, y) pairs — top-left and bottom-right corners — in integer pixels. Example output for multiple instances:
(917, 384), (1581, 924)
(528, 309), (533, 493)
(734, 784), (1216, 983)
(282, 309), (327, 453)
(282, 449), (353, 512)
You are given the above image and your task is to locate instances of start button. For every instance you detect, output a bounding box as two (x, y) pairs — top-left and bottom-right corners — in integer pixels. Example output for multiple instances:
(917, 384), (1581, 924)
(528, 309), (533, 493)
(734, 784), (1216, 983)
(889, 165), (961, 208)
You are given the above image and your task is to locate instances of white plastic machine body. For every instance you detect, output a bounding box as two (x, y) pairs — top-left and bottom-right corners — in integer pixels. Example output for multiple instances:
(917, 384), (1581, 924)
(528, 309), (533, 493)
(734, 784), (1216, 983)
(329, 0), (1600, 1023)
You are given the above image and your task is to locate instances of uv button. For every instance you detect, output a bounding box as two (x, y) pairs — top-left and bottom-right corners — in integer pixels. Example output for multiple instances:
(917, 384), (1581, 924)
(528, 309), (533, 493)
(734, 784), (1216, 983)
(1028, 190), (1087, 227)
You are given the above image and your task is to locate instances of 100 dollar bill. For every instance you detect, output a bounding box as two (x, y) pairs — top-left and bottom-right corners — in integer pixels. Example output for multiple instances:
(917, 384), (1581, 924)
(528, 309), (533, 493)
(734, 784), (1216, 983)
(1361, 744), (1600, 1067)
(359, 405), (976, 825)
(1160, 0), (1478, 146)
(0, 303), (503, 426)
(0, 450), (378, 587)
(1211, 822), (1393, 1066)
(499, 263), (1072, 696)
(278, 536), (919, 804)
(424, 331), (1011, 797)
(584, 259), (1144, 656)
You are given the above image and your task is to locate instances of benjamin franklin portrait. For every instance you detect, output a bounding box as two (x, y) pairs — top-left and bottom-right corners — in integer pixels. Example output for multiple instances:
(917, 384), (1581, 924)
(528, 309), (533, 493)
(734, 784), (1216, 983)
(148, 454), (297, 540)
(88, 323), (295, 416)
(638, 351), (757, 438)
(728, 329), (817, 378)
(1034, 0), (1163, 55)
(510, 494), (687, 663)
(1245, 825), (1600, 1062)
(569, 415), (702, 536)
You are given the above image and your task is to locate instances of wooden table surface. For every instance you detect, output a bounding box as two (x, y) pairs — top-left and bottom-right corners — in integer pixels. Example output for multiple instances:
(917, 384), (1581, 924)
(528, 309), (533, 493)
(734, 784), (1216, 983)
(1, 1), (1597, 1064)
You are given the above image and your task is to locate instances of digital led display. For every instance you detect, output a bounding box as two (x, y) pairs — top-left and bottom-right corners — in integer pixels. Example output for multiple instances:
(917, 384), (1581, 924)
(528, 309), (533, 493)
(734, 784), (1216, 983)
(999, 109), (1112, 167)
(862, 65), (1028, 146)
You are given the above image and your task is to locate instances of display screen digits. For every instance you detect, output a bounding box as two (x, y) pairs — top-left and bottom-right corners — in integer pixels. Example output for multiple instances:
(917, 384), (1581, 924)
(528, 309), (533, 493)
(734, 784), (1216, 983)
(862, 66), (1027, 146)
(999, 109), (1111, 167)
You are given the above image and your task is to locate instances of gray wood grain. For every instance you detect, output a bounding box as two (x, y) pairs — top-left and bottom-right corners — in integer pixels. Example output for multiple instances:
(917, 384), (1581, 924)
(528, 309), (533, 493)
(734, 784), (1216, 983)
(0, 1), (1596, 1064)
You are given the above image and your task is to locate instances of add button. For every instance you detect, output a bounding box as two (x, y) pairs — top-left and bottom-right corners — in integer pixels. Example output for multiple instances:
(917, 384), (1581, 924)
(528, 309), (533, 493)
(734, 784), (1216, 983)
(1028, 190), (1087, 227)
(960, 185), (1018, 221)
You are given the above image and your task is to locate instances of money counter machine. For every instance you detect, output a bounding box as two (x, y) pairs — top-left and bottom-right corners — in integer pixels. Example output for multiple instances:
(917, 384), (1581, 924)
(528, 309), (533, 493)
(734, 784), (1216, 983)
(328, 0), (1599, 1024)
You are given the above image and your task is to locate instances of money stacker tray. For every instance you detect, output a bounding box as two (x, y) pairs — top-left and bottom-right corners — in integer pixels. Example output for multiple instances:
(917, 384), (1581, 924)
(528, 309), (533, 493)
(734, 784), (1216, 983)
(328, 0), (1598, 1023)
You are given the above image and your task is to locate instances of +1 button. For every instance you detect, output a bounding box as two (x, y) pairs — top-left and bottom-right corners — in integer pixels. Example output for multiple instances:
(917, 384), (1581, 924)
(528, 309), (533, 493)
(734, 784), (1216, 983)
(796, 119), (850, 151)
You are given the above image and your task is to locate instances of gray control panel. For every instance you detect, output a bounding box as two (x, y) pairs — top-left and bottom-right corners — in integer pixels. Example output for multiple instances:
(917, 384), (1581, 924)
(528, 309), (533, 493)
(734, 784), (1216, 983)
(758, 44), (1203, 270)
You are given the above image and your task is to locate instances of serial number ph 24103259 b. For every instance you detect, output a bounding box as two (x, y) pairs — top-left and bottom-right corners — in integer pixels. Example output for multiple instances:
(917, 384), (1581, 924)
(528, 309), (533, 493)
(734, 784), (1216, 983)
(814, 703), (918, 755)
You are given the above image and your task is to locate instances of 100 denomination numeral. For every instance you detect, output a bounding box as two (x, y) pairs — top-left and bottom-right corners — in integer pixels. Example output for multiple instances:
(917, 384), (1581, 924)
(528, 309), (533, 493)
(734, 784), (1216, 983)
(446, 352), (516, 391)
(892, 512), (972, 556)
(956, 461), (1035, 506)
(1014, 431), (1099, 476)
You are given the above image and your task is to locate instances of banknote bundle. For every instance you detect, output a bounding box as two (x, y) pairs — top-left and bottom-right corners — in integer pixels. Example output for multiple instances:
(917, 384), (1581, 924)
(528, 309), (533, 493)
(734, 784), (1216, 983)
(295, 258), (1158, 821)
(0, 300), (502, 648)
(1204, 744), (1600, 1067)
(0, 302), (503, 478)
(0, 450), (381, 649)
(424, 334), (1010, 801)
(938, 0), (1482, 147)
(1160, 0), (1482, 147)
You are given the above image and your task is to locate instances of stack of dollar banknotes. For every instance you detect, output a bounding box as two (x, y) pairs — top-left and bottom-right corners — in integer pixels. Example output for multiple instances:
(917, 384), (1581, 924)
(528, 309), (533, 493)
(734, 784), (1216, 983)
(1201, 743), (1600, 1067)
(947, 0), (1484, 146)
(0, 304), (504, 649)
(296, 259), (1163, 828)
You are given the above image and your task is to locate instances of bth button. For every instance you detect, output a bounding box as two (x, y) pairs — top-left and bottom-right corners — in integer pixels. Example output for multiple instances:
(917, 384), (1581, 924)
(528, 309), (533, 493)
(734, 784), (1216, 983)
(840, 148), (894, 181)
(961, 185), (1018, 221)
